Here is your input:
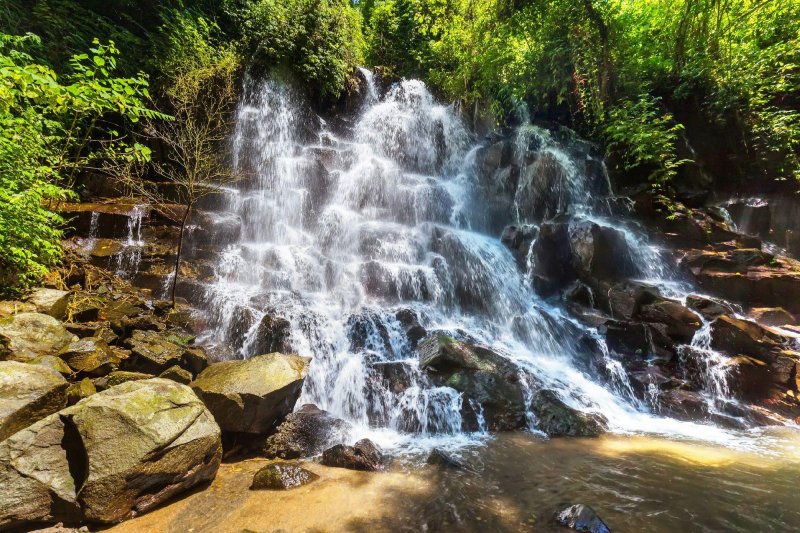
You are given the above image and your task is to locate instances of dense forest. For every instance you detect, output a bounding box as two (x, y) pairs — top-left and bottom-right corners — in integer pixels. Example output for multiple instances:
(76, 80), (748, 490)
(1, 0), (799, 293)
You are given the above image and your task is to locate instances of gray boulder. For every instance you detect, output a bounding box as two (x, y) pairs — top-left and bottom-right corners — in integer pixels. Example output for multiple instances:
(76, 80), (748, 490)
(0, 313), (77, 362)
(0, 378), (221, 528)
(262, 404), (351, 459)
(0, 361), (68, 441)
(26, 289), (71, 320)
(191, 353), (309, 434)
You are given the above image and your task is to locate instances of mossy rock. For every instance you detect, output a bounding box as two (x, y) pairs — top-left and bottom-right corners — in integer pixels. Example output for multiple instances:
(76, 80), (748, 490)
(0, 361), (68, 441)
(0, 313), (78, 362)
(58, 338), (121, 376)
(250, 462), (319, 490)
(66, 377), (97, 405)
(160, 365), (193, 385)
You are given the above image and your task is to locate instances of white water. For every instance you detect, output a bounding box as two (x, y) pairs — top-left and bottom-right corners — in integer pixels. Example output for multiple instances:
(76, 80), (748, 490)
(199, 74), (775, 452)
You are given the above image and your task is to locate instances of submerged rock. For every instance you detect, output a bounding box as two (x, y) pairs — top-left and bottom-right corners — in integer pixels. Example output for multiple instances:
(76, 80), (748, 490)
(530, 390), (606, 437)
(0, 313), (78, 362)
(0, 378), (221, 528)
(321, 439), (383, 471)
(262, 404), (351, 459)
(426, 448), (465, 469)
(556, 504), (611, 533)
(191, 353), (309, 434)
(0, 361), (68, 441)
(250, 462), (319, 490)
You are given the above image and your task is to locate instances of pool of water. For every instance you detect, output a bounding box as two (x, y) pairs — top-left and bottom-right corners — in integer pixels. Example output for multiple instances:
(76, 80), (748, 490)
(109, 428), (800, 533)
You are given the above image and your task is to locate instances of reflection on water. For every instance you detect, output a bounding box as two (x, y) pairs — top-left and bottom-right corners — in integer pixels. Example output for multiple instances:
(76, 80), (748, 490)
(110, 430), (800, 533)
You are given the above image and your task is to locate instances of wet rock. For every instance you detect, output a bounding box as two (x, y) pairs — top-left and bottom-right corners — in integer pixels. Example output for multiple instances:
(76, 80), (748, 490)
(124, 329), (185, 374)
(749, 307), (796, 327)
(599, 281), (662, 320)
(369, 360), (416, 394)
(556, 504), (611, 533)
(638, 300), (702, 343)
(28, 355), (74, 377)
(262, 404), (351, 459)
(657, 389), (707, 419)
(527, 221), (575, 295)
(395, 308), (427, 348)
(419, 335), (529, 431)
(530, 390), (606, 437)
(500, 224), (537, 267)
(191, 353), (309, 434)
(426, 448), (465, 469)
(321, 439), (383, 471)
(710, 315), (787, 363)
(66, 377), (96, 405)
(159, 365), (193, 384)
(94, 370), (152, 390)
(27, 289), (71, 320)
(347, 311), (391, 353)
(569, 220), (638, 282)
(66, 296), (105, 323)
(0, 313), (78, 362)
(0, 378), (221, 527)
(685, 295), (735, 321)
(600, 320), (651, 358)
(58, 338), (121, 376)
(250, 462), (319, 490)
(0, 361), (68, 441)
(252, 314), (293, 355)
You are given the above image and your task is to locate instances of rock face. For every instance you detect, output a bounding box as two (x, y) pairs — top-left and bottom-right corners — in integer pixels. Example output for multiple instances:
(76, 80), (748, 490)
(262, 404), (351, 459)
(0, 361), (68, 441)
(418, 335), (529, 431)
(250, 462), (319, 490)
(0, 378), (221, 529)
(321, 439), (383, 471)
(191, 353), (309, 434)
(531, 390), (606, 437)
(0, 313), (78, 362)
(556, 504), (612, 533)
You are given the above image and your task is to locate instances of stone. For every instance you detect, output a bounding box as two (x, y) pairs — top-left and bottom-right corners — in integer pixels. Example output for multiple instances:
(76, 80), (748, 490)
(159, 365), (193, 384)
(28, 355), (74, 377)
(66, 378), (96, 405)
(252, 314), (292, 355)
(556, 504), (611, 533)
(27, 289), (71, 320)
(262, 404), (351, 459)
(685, 295), (735, 321)
(638, 300), (702, 343)
(94, 370), (152, 390)
(419, 335), (529, 431)
(182, 347), (210, 375)
(568, 220), (639, 282)
(321, 439), (383, 471)
(58, 338), (121, 376)
(426, 448), (465, 469)
(530, 390), (606, 437)
(124, 329), (185, 374)
(250, 462), (319, 490)
(191, 353), (309, 434)
(0, 378), (222, 528)
(0, 300), (36, 318)
(0, 361), (68, 441)
(710, 315), (786, 363)
(395, 308), (427, 348)
(0, 313), (78, 362)
(749, 307), (796, 327)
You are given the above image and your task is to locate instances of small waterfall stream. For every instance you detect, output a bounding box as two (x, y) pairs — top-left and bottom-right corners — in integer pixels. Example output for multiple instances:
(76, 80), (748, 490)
(199, 73), (763, 450)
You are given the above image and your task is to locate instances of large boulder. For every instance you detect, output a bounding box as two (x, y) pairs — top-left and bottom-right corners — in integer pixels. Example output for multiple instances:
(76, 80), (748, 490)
(191, 353), (309, 434)
(0, 361), (68, 441)
(0, 313), (78, 362)
(419, 335), (528, 431)
(568, 220), (638, 283)
(321, 439), (383, 471)
(26, 289), (71, 320)
(0, 379), (221, 529)
(58, 338), (121, 376)
(124, 329), (185, 374)
(262, 404), (351, 459)
(638, 300), (702, 344)
(710, 315), (787, 363)
(530, 390), (606, 437)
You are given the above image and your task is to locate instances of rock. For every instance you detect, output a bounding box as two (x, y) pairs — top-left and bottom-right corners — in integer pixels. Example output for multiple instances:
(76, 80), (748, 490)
(262, 404), (351, 459)
(159, 365), (193, 384)
(685, 295), (735, 320)
(0, 378), (222, 528)
(94, 370), (152, 390)
(28, 355), (74, 377)
(556, 504), (611, 533)
(530, 390), (606, 437)
(58, 338), (121, 376)
(418, 335), (529, 431)
(182, 347), (210, 375)
(0, 361), (68, 441)
(249, 462), (319, 490)
(569, 220), (638, 282)
(749, 307), (796, 327)
(657, 389), (707, 419)
(527, 221), (575, 295)
(710, 315), (786, 363)
(124, 329), (185, 374)
(500, 224), (538, 267)
(26, 289), (71, 320)
(638, 300), (702, 343)
(321, 439), (383, 471)
(426, 448), (465, 469)
(191, 353), (309, 434)
(66, 378), (96, 405)
(395, 308), (427, 348)
(0, 300), (36, 318)
(599, 281), (662, 320)
(66, 295), (106, 323)
(252, 315), (292, 355)
(0, 313), (78, 362)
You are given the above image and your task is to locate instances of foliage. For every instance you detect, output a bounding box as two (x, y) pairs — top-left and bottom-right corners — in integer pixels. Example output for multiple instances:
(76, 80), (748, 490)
(0, 33), (160, 294)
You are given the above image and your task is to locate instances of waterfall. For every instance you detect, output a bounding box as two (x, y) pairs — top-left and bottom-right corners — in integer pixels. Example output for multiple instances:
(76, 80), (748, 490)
(199, 73), (753, 449)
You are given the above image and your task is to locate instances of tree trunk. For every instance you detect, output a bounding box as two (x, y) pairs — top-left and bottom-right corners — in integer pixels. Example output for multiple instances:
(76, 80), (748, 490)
(171, 202), (192, 308)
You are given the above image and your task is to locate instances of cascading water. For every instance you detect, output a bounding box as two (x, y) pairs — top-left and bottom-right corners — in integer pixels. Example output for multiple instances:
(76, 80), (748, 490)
(200, 73), (766, 450)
